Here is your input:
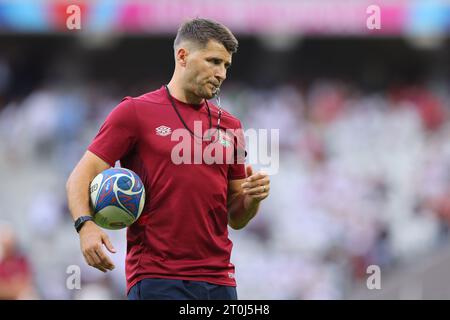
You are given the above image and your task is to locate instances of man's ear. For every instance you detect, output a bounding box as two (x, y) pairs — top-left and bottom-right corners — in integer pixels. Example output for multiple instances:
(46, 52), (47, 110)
(176, 47), (189, 67)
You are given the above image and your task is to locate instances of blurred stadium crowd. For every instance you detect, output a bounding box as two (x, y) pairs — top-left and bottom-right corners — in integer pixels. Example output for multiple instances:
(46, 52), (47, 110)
(1, 37), (450, 299)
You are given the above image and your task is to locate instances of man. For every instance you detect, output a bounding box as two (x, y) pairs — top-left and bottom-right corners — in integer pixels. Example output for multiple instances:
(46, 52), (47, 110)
(66, 18), (270, 300)
(0, 222), (37, 299)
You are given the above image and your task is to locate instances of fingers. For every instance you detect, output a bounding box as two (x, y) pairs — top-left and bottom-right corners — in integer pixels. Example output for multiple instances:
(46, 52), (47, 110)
(245, 184), (270, 195)
(241, 176), (270, 192)
(84, 251), (107, 273)
(81, 232), (116, 272)
(245, 170), (266, 182)
(84, 245), (115, 272)
(102, 234), (116, 254)
(241, 171), (270, 203)
(248, 193), (269, 201)
(94, 246), (115, 271)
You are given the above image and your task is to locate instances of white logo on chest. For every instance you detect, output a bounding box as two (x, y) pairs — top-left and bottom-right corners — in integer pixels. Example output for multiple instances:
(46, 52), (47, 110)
(155, 125), (172, 136)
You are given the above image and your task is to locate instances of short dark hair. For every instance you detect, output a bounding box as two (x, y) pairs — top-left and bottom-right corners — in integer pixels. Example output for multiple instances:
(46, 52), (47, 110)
(174, 18), (238, 54)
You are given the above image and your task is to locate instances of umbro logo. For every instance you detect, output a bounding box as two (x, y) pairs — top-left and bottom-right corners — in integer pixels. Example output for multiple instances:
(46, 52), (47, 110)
(155, 125), (172, 136)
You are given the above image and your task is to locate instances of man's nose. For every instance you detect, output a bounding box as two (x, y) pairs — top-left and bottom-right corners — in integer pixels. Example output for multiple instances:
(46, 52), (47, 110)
(215, 66), (226, 82)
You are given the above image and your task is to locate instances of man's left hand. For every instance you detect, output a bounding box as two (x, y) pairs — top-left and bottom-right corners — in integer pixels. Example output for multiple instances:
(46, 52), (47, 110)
(241, 165), (270, 203)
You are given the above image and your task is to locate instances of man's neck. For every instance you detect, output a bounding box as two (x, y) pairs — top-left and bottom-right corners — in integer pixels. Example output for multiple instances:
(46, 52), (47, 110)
(166, 81), (203, 105)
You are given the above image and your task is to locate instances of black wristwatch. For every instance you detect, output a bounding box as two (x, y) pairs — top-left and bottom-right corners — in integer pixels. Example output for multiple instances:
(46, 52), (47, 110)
(74, 216), (94, 233)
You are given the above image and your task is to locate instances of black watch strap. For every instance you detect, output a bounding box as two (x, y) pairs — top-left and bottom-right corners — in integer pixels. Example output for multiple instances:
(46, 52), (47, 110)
(74, 216), (94, 233)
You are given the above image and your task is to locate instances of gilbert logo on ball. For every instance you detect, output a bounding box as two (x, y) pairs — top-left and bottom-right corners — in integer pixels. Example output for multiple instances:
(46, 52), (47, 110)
(89, 168), (145, 230)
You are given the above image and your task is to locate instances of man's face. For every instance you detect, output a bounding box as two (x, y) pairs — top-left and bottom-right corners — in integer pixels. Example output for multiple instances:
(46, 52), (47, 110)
(182, 40), (232, 100)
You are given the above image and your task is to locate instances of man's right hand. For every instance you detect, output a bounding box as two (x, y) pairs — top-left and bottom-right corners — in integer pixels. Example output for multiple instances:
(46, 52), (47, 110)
(79, 221), (116, 272)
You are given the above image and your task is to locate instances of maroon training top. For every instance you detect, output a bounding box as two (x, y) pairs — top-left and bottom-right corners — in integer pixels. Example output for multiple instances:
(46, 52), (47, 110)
(88, 86), (246, 293)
